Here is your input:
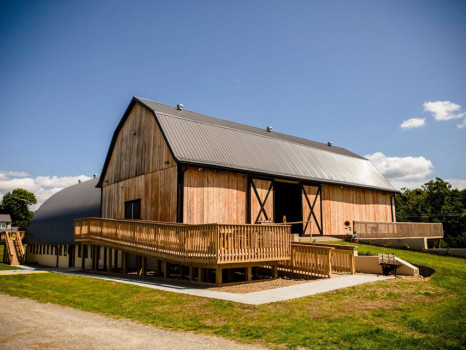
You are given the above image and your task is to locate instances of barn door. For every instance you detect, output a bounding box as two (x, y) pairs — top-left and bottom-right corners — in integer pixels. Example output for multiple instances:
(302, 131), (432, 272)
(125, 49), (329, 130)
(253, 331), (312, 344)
(250, 178), (274, 223)
(302, 185), (323, 235)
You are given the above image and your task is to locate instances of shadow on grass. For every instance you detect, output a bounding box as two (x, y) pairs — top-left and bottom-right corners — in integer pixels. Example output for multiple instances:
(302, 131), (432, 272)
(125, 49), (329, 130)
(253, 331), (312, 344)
(414, 265), (436, 278)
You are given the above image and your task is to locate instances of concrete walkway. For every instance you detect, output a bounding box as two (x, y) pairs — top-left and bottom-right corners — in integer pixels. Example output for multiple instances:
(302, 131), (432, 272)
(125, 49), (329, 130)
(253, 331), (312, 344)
(64, 272), (392, 305)
(1, 266), (392, 305)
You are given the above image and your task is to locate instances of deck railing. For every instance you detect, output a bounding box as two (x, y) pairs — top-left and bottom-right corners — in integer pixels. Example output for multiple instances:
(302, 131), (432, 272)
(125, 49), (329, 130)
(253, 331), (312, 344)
(353, 221), (444, 239)
(278, 242), (356, 277)
(74, 218), (291, 265)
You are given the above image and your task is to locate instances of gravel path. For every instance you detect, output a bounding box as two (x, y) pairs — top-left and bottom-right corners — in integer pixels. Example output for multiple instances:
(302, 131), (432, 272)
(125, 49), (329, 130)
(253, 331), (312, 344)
(0, 294), (267, 350)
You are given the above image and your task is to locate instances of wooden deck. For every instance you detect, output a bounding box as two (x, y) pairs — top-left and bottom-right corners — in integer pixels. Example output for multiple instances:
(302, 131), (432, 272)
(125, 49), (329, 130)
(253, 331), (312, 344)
(74, 218), (356, 284)
(353, 221), (444, 239)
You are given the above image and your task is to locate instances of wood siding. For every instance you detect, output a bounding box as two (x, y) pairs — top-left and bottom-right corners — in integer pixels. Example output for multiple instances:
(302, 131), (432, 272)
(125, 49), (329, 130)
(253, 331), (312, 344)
(183, 168), (247, 224)
(102, 102), (177, 222)
(103, 103), (175, 185)
(250, 179), (274, 223)
(102, 166), (177, 221)
(322, 185), (394, 235)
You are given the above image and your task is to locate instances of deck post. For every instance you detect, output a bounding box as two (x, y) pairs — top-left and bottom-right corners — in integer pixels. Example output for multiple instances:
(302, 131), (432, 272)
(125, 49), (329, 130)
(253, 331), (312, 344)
(81, 243), (85, 270)
(189, 266), (194, 281)
(216, 267), (223, 285)
(107, 248), (112, 272)
(272, 264), (278, 279)
(92, 245), (96, 271)
(103, 247), (107, 271)
(198, 267), (204, 282)
(122, 252), (127, 275)
(246, 266), (252, 281)
(142, 257), (147, 276)
(136, 256), (141, 275)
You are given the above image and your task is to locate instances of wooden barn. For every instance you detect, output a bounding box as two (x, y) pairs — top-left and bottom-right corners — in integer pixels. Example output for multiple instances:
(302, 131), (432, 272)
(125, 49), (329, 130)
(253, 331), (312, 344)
(98, 97), (397, 234)
(26, 97), (442, 284)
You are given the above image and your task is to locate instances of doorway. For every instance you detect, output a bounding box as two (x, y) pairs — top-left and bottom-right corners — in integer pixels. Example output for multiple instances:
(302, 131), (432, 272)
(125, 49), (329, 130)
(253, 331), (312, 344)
(124, 199), (141, 219)
(274, 182), (303, 234)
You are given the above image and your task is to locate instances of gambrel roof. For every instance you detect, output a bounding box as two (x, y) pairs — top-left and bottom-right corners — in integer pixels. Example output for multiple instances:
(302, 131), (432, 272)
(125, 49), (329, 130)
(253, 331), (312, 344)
(98, 97), (397, 193)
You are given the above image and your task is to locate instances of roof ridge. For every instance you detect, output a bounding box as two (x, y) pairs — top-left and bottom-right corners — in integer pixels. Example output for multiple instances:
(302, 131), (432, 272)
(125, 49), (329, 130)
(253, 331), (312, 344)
(155, 111), (366, 161)
(135, 97), (364, 160)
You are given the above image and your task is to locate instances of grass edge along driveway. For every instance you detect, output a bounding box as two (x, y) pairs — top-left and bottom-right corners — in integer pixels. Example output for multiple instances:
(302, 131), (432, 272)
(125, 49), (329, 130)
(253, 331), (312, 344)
(0, 243), (464, 350)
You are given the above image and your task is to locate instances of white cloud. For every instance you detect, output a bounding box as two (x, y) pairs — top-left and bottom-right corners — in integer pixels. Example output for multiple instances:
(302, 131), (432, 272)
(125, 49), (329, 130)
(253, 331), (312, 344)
(445, 179), (466, 190)
(423, 100), (465, 121)
(400, 117), (426, 129)
(457, 119), (466, 129)
(0, 171), (91, 211)
(389, 178), (466, 191)
(365, 152), (434, 181)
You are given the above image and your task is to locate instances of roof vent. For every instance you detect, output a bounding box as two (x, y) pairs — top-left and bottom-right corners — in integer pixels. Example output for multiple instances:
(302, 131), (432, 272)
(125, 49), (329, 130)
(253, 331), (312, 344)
(176, 103), (184, 110)
(93, 174), (98, 178)
(327, 141), (333, 147)
(266, 126), (273, 132)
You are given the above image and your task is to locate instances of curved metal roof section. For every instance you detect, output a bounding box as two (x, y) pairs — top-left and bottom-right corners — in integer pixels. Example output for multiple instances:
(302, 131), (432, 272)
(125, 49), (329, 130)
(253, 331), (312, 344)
(135, 97), (396, 192)
(26, 178), (101, 244)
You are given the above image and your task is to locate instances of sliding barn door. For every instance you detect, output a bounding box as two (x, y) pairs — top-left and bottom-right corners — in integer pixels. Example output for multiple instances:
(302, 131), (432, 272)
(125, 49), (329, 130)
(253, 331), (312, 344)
(302, 185), (323, 235)
(250, 178), (274, 223)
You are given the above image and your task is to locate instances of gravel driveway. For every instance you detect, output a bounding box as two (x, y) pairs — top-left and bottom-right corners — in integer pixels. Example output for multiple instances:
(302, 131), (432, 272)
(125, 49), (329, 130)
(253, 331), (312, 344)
(0, 294), (266, 350)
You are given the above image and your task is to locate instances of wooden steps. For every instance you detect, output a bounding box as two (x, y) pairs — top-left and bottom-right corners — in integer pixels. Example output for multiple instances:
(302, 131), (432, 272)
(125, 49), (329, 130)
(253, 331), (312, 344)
(2, 232), (24, 265)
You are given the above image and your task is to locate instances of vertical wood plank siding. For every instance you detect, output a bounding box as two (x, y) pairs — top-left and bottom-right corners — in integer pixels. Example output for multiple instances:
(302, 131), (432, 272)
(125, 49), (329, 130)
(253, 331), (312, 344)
(103, 103), (175, 184)
(183, 168), (247, 224)
(321, 185), (393, 235)
(101, 103), (177, 222)
(102, 167), (177, 221)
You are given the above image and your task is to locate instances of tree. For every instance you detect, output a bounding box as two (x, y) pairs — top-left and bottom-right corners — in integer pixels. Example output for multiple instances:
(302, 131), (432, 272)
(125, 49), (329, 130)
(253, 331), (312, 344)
(395, 178), (466, 248)
(0, 189), (37, 231)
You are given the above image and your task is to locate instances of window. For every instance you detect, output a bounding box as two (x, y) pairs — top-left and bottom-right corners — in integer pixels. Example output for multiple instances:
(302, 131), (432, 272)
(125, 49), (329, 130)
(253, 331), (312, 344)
(64, 245), (67, 256)
(58, 245), (62, 256)
(47, 245), (50, 255)
(0, 222), (6, 228)
(125, 199), (141, 219)
(78, 244), (82, 258)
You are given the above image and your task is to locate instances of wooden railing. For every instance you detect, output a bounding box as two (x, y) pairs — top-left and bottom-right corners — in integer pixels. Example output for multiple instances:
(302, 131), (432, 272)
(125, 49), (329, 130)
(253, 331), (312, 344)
(353, 221), (444, 239)
(74, 218), (291, 265)
(306, 243), (356, 273)
(278, 242), (356, 277)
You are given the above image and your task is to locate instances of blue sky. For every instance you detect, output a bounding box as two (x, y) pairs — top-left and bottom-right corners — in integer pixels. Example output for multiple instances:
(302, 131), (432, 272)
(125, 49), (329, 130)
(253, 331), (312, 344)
(1, 0), (465, 208)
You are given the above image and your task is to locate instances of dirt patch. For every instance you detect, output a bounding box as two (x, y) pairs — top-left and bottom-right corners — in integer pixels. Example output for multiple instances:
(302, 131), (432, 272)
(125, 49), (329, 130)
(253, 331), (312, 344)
(208, 278), (310, 293)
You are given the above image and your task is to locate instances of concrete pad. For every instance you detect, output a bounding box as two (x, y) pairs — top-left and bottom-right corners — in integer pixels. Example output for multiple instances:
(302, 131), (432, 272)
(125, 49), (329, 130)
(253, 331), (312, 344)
(60, 272), (392, 305)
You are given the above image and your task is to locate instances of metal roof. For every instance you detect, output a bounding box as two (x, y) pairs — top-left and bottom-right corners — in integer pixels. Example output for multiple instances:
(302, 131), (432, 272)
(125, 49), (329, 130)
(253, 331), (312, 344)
(26, 178), (101, 244)
(135, 98), (397, 192)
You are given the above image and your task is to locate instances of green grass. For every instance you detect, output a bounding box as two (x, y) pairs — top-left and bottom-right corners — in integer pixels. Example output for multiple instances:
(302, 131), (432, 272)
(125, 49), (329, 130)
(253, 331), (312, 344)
(0, 243), (465, 349)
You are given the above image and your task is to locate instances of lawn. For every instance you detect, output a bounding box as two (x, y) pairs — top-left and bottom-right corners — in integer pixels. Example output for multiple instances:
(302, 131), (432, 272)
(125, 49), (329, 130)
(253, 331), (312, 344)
(0, 243), (464, 349)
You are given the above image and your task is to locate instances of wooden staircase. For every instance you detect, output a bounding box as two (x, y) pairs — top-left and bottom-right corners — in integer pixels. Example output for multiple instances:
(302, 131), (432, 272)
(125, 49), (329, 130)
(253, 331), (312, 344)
(3, 232), (24, 265)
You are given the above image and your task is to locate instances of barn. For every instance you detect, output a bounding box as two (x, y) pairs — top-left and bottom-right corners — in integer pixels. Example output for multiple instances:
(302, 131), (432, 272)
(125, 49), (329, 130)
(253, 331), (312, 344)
(27, 97), (441, 283)
(98, 97), (397, 233)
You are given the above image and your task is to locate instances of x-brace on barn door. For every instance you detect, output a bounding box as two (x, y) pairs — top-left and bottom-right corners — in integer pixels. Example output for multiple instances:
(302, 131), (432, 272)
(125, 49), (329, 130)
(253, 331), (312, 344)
(302, 185), (323, 235)
(250, 178), (274, 224)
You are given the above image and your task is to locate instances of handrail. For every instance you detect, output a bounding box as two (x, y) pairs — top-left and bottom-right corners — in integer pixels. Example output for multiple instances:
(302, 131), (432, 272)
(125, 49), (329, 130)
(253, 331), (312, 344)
(74, 218), (291, 265)
(353, 221), (444, 239)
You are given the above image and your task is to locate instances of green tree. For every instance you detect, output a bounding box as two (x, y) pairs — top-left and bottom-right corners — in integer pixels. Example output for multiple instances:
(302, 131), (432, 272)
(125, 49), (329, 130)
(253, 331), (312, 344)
(395, 178), (466, 247)
(0, 189), (37, 231)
